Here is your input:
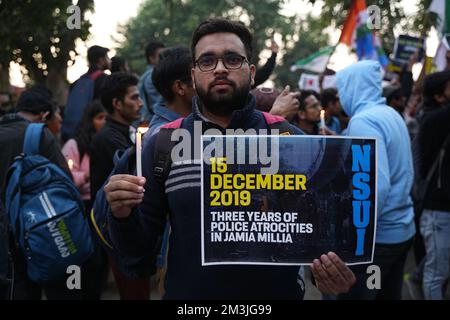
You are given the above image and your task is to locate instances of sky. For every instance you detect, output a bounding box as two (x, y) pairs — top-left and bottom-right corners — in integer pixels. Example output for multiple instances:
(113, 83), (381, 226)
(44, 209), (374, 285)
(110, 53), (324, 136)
(9, 0), (439, 87)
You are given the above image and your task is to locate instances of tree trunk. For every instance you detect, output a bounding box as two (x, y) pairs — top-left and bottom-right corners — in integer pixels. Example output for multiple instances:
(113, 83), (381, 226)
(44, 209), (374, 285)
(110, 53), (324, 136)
(0, 62), (10, 93)
(45, 67), (69, 107)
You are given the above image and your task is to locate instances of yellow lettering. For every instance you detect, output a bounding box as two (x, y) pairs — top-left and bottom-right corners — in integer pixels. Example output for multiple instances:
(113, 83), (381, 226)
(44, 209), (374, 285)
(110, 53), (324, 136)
(296, 175), (307, 190)
(273, 175), (283, 190)
(233, 174), (245, 190)
(211, 174), (222, 189)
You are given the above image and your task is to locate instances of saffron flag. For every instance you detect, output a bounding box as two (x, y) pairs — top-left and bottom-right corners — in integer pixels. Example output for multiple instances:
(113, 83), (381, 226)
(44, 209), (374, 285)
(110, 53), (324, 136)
(339, 0), (388, 69)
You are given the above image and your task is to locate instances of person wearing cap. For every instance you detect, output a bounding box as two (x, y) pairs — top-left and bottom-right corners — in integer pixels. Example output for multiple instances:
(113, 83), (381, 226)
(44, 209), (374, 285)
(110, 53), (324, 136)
(0, 86), (75, 299)
(415, 70), (450, 300)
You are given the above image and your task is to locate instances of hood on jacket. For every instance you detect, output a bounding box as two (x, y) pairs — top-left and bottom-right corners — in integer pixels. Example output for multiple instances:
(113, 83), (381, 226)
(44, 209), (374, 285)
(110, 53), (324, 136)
(336, 60), (386, 117)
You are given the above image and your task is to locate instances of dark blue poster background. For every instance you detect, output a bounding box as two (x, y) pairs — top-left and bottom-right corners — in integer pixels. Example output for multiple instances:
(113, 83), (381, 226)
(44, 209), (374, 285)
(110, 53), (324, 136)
(201, 136), (377, 266)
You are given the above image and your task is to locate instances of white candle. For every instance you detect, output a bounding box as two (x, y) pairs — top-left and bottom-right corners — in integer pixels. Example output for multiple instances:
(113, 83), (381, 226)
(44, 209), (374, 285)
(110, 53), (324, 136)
(68, 159), (74, 171)
(320, 109), (326, 129)
(136, 127), (149, 177)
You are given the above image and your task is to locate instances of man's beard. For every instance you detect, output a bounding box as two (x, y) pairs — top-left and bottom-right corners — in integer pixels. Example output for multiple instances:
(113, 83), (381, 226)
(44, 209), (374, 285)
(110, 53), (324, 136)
(195, 76), (251, 116)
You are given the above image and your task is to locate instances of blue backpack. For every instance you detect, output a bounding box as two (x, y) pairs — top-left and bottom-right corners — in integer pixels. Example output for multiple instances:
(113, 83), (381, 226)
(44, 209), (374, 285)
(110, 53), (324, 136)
(4, 123), (94, 284)
(61, 70), (103, 142)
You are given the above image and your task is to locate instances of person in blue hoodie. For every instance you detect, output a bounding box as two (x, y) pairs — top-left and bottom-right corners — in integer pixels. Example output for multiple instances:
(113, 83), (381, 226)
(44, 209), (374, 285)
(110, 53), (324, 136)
(335, 60), (416, 300)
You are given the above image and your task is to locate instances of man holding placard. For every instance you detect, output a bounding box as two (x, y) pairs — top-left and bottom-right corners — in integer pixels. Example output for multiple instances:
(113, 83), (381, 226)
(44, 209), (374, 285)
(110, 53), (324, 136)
(103, 19), (358, 300)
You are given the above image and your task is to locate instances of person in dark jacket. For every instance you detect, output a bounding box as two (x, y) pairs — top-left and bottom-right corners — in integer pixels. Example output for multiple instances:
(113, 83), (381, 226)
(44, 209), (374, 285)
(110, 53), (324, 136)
(103, 18), (355, 300)
(252, 38), (279, 88)
(86, 45), (111, 100)
(416, 70), (450, 300)
(90, 72), (143, 200)
(89, 72), (150, 300)
(0, 85), (77, 300)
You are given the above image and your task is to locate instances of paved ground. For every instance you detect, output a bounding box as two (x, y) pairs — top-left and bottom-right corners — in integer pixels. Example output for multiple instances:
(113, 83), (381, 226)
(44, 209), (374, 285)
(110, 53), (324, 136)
(101, 247), (449, 300)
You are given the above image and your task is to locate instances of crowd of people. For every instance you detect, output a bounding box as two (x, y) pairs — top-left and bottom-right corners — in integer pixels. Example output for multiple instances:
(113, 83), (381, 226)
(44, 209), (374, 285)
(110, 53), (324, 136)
(0, 17), (449, 300)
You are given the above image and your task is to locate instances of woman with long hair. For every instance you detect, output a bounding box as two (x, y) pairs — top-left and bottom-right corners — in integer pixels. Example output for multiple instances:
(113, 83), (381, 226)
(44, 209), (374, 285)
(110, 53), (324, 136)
(62, 100), (107, 211)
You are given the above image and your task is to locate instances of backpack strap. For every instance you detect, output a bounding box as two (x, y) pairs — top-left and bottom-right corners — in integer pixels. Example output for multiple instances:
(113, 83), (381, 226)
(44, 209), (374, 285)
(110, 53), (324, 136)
(23, 123), (45, 155)
(262, 112), (295, 135)
(153, 118), (185, 184)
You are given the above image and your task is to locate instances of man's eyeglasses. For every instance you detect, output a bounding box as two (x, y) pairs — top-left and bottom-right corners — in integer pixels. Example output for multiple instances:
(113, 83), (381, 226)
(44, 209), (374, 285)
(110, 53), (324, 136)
(195, 53), (248, 72)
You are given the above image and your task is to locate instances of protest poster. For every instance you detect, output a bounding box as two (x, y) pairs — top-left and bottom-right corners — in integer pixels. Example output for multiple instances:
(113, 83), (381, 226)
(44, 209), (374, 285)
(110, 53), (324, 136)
(393, 35), (425, 64)
(201, 135), (377, 266)
(298, 73), (320, 92)
(383, 59), (404, 81)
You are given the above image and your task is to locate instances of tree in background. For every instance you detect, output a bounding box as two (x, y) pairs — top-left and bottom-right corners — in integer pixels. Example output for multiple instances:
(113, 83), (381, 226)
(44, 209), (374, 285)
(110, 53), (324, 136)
(307, 0), (437, 56)
(275, 14), (330, 88)
(118, 0), (306, 88)
(0, 0), (93, 105)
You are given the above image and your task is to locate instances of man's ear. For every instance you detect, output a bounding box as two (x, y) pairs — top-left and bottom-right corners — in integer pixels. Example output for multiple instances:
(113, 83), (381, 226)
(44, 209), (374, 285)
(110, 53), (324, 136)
(173, 80), (185, 97)
(41, 111), (50, 122)
(250, 64), (256, 87)
(112, 97), (122, 112)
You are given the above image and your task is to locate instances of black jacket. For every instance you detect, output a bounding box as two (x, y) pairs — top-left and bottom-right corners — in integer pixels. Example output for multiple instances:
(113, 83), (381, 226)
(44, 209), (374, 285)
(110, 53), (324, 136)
(253, 52), (277, 88)
(417, 104), (450, 212)
(108, 96), (306, 299)
(90, 117), (133, 200)
(0, 114), (70, 197)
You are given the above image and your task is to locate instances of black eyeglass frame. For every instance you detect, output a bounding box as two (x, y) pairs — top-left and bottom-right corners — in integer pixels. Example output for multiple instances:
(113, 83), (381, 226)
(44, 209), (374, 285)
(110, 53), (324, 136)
(194, 53), (249, 72)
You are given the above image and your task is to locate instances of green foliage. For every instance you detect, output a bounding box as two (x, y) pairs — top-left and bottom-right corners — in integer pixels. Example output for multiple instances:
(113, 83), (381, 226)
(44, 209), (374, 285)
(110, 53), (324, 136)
(275, 14), (330, 88)
(307, 0), (437, 56)
(0, 0), (93, 84)
(118, 0), (308, 83)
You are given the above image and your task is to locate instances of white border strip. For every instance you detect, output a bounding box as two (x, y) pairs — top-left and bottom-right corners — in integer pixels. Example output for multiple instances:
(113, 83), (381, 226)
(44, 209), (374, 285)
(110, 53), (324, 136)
(200, 135), (378, 266)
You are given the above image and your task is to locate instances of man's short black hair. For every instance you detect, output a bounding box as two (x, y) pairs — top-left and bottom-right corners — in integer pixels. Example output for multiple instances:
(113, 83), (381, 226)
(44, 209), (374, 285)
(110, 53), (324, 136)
(382, 85), (403, 105)
(298, 90), (319, 111)
(87, 45), (109, 67)
(152, 46), (192, 103)
(111, 56), (127, 73)
(321, 88), (339, 109)
(191, 18), (253, 63)
(101, 72), (139, 114)
(15, 84), (55, 117)
(423, 70), (450, 106)
(145, 41), (165, 64)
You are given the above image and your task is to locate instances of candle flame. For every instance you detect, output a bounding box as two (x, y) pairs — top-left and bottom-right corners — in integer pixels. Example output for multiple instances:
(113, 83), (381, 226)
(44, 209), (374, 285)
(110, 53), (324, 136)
(320, 109), (325, 118)
(137, 126), (149, 134)
(68, 159), (74, 170)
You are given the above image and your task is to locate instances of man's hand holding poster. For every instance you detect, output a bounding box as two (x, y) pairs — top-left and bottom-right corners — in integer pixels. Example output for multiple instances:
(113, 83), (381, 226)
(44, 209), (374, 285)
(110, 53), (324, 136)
(201, 136), (377, 266)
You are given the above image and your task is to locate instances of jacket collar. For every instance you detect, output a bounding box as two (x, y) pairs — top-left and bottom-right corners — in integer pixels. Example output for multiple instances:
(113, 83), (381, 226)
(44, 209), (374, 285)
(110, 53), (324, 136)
(191, 94), (256, 130)
(0, 113), (29, 124)
(106, 117), (131, 136)
(153, 102), (180, 123)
